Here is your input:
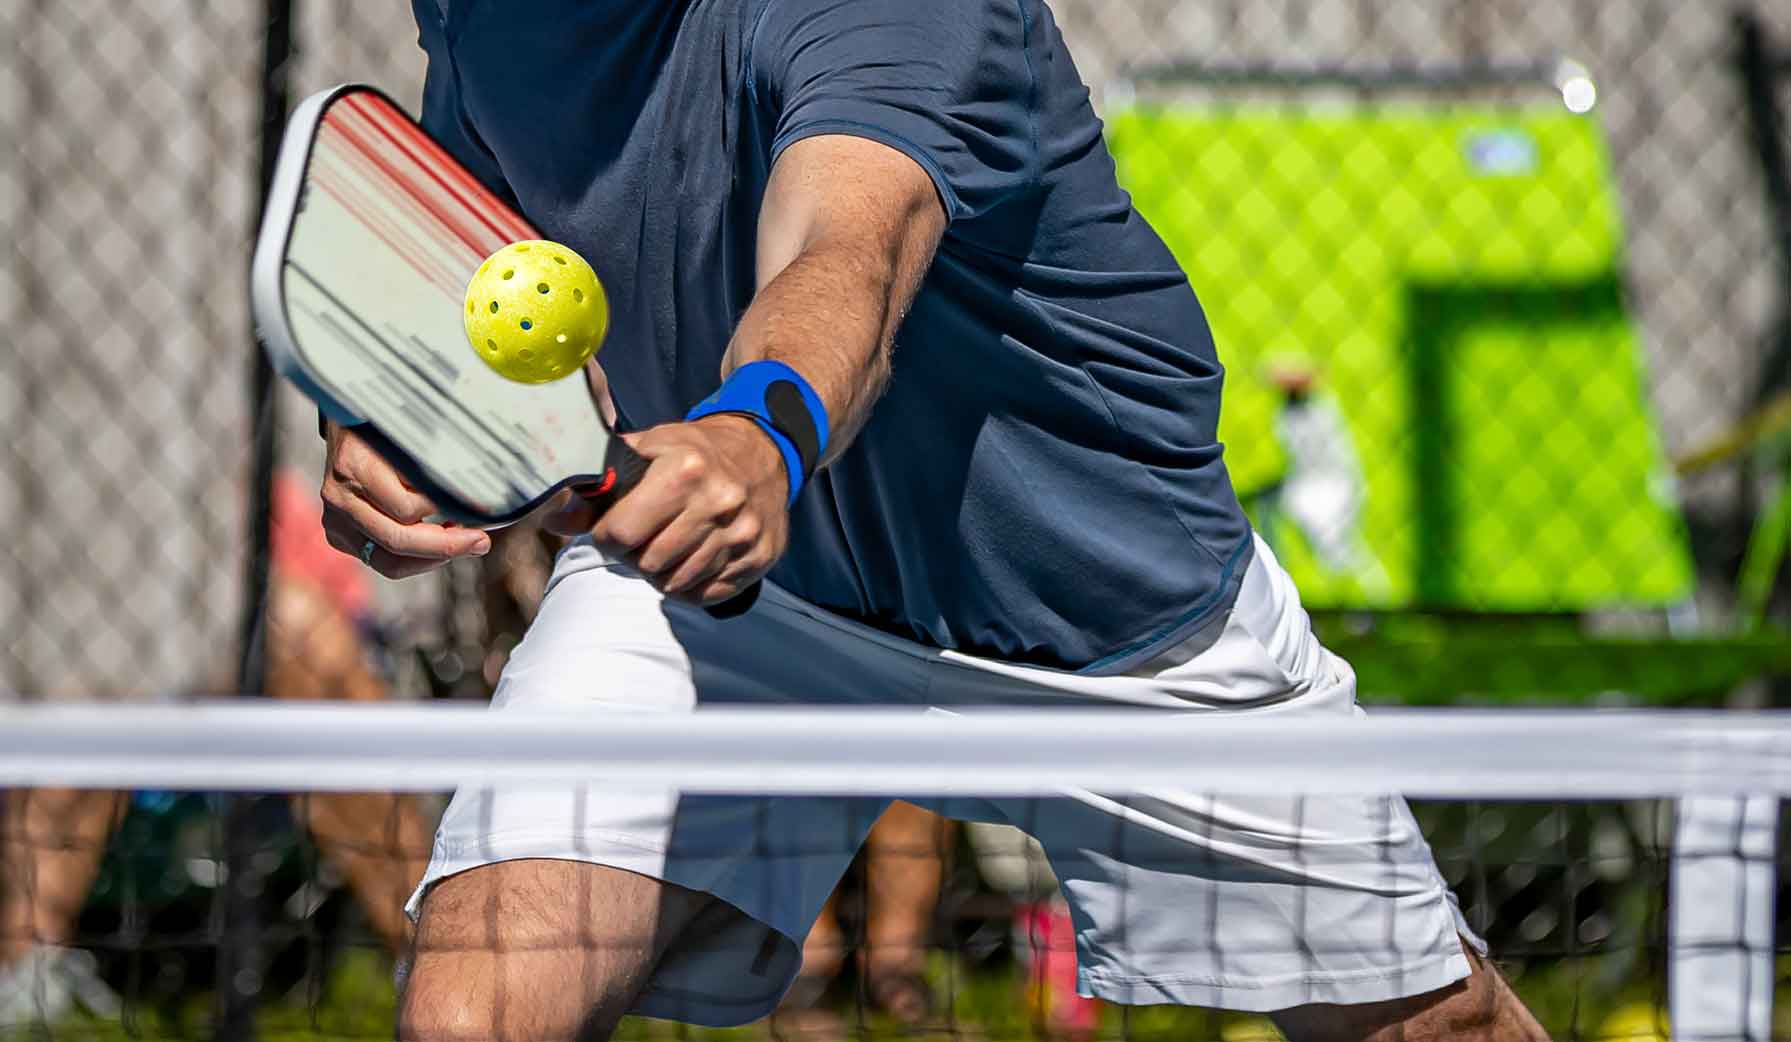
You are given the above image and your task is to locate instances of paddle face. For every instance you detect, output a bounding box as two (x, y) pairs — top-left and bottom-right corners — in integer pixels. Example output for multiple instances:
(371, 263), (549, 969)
(252, 85), (639, 527)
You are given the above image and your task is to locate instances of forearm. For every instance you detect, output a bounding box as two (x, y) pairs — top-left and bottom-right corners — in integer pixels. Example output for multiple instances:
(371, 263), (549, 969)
(722, 234), (930, 465)
(720, 132), (946, 466)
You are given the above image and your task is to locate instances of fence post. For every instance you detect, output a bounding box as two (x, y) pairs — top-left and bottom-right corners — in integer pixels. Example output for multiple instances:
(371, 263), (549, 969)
(1671, 797), (1778, 1042)
(216, 2), (294, 1039)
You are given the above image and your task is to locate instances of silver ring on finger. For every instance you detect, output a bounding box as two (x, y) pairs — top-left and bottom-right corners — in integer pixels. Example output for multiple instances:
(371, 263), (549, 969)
(359, 538), (379, 567)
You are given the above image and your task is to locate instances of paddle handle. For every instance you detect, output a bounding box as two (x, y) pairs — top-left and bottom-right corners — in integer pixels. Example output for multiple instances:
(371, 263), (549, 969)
(580, 438), (763, 620)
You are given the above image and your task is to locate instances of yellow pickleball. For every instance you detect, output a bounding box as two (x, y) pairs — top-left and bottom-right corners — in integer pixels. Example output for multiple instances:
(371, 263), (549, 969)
(464, 241), (609, 384)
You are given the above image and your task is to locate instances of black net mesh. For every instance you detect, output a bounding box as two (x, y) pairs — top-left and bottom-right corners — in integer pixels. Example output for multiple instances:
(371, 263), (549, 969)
(2, 0), (1791, 1039)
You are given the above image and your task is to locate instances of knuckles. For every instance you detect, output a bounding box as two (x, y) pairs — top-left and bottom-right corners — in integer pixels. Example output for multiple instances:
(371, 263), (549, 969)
(709, 482), (748, 518)
(596, 517), (651, 552)
(388, 500), (431, 525)
(727, 515), (762, 548)
(320, 482), (351, 513)
(670, 449), (709, 487)
(590, 422), (790, 595)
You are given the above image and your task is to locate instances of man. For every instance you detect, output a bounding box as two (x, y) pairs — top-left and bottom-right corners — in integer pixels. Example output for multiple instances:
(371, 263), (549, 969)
(324, 2), (1549, 1040)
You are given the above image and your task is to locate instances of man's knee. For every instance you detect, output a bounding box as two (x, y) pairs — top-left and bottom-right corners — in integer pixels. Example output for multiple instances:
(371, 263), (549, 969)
(399, 859), (710, 1042)
(399, 970), (503, 1042)
(1270, 941), (1549, 1042)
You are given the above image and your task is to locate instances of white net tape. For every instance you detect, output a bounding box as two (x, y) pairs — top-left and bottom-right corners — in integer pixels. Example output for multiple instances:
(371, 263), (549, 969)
(0, 705), (1783, 1038)
(0, 703), (1788, 797)
(1, 703), (1784, 1041)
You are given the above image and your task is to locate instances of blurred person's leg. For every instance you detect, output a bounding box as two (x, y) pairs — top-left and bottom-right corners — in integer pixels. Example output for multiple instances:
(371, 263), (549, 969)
(0, 789), (122, 966)
(778, 802), (946, 1023)
(480, 521), (561, 689)
(860, 801), (948, 1023)
(265, 571), (433, 955)
(0, 789), (125, 1023)
(773, 892), (846, 1034)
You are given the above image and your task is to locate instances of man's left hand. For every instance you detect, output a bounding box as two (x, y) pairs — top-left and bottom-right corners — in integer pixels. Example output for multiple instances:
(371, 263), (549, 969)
(546, 415), (790, 605)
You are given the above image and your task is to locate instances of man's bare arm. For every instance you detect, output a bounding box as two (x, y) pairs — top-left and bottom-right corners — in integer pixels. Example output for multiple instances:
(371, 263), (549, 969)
(553, 133), (947, 603)
(724, 133), (949, 463)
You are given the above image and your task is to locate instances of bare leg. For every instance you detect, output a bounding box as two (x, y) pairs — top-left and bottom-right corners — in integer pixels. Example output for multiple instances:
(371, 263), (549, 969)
(288, 793), (431, 955)
(0, 788), (122, 965)
(399, 859), (712, 1042)
(860, 801), (948, 1023)
(797, 893), (848, 984)
(1271, 942), (1550, 1042)
(774, 801), (948, 1032)
(770, 894), (849, 1038)
(265, 574), (433, 954)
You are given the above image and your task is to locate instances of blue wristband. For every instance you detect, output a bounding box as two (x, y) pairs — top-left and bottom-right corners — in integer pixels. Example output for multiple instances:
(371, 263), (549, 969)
(685, 360), (831, 506)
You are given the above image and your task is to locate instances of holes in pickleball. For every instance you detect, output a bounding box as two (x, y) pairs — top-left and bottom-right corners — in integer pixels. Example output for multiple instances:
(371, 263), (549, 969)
(486, 339), (497, 352)
(502, 269), (515, 280)
(573, 288), (585, 303)
(537, 283), (551, 294)
(553, 256), (568, 266)
(489, 301), (499, 314)
(516, 244), (530, 252)
(556, 334), (569, 344)
(519, 349), (535, 360)
(520, 319), (534, 331)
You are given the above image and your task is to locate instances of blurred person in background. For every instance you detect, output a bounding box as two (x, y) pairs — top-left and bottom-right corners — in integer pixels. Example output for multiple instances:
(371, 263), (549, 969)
(0, 471), (432, 1025)
(774, 802), (953, 1035)
(1258, 357), (1390, 596)
(966, 823), (1102, 1041)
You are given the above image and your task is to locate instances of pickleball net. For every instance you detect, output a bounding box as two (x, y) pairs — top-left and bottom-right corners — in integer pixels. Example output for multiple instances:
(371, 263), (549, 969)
(0, 703), (1785, 1042)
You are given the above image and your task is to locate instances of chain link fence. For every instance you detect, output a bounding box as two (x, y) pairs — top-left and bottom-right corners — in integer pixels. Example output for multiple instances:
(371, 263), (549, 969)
(2, 1), (1790, 1039)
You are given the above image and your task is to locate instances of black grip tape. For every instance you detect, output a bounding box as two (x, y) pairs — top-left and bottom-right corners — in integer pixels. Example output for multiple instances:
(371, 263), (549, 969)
(606, 436), (653, 498)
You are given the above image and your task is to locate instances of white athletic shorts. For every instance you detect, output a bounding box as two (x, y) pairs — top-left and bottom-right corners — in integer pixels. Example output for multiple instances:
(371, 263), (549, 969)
(407, 533), (1479, 1023)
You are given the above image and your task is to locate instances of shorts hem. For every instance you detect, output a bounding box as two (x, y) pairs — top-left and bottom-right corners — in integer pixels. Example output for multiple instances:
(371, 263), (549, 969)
(405, 828), (673, 920)
(1078, 945), (1474, 1013)
(403, 832), (801, 1028)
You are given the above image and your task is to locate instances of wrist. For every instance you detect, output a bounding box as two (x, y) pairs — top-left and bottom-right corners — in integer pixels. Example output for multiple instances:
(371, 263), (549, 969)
(685, 360), (831, 506)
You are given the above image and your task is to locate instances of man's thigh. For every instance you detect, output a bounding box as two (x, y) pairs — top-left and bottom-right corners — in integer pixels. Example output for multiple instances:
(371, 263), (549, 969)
(408, 543), (922, 1027)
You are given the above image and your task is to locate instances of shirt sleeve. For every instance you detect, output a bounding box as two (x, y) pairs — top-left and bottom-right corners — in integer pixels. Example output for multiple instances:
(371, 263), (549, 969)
(754, 0), (1039, 223)
(413, 1), (520, 209)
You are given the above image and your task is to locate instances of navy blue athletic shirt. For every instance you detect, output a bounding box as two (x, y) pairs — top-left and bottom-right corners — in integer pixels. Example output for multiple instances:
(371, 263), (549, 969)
(411, 0), (1254, 673)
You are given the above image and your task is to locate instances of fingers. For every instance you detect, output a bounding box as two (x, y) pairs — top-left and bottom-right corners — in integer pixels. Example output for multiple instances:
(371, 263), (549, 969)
(322, 523), (454, 580)
(641, 510), (774, 602)
(589, 434), (703, 554)
(541, 418), (788, 603)
(665, 533), (764, 602)
(685, 551), (765, 607)
(334, 434), (439, 524)
(630, 515), (712, 587)
(322, 430), (491, 578)
(583, 359), (618, 428)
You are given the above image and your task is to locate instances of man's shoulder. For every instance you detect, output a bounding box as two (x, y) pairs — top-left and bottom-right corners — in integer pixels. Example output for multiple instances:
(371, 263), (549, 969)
(745, 0), (1019, 46)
